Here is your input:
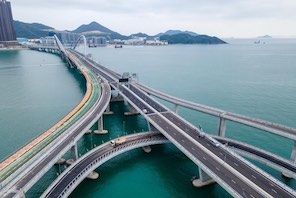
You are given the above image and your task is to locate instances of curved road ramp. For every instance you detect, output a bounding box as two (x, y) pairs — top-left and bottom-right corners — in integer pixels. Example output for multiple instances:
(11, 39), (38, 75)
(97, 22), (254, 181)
(42, 132), (169, 198)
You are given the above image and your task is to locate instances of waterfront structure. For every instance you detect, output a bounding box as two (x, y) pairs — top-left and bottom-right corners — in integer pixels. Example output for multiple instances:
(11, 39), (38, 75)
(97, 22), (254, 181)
(87, 36), (106, 47)
(81, 30), (108, 47)
(0, 0), (16, 46)
(49, 30), (80, 46)
(40, 36), (56, 46)
(1, 36), (296, 198)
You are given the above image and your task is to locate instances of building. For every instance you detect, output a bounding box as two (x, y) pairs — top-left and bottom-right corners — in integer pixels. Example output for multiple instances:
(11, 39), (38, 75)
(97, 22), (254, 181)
(82, 30), (108, 47)
(0, 0), (16, 44)
(40, 36), (56, 46)
(49, 30), (80, 46)
(87, 36), (106, 47)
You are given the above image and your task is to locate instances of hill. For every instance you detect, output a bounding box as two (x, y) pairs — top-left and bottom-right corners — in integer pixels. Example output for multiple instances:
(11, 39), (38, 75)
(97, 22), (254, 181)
(13, 20), (52, 39)
(72, 21), (128, 40)
(257, 35), (272, 39)
(160, 33), (226, 44)
(12, 20), (226, 44)
(156, 30), (199, 37)
(73, 21), (115, 34)
(129, 32), (154, 39)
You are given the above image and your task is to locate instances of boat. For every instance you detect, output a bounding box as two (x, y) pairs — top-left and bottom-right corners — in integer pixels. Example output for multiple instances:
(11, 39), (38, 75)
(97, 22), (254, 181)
(115, 45), (123, 48)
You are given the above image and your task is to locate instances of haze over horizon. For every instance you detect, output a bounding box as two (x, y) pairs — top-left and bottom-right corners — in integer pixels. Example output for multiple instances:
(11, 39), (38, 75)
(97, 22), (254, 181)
(10, 0), (296, 38)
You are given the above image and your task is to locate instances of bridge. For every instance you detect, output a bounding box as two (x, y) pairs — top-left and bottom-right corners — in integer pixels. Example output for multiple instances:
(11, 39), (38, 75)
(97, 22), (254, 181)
(0, 36), (295, 198)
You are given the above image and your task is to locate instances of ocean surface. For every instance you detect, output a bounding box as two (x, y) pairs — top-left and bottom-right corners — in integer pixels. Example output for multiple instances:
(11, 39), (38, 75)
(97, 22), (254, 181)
(0, 38), (296, 197)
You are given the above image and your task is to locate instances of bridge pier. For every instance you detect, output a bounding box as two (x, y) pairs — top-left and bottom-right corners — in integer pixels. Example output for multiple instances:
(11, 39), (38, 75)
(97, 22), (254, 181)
(124, 103), (139, 115)
(282, 141), (296, 178)
(174, 104), (180, 114)
(142, 146), (152, 153)
(87, 171), (99, 180)
(103, 103), (114, 115)
(147, 122), (157, 132)
(192, 168), (215, 187)
(94, 116), (108, 134)
(71, 143), (78, 161)
(217, 117), (226, 137)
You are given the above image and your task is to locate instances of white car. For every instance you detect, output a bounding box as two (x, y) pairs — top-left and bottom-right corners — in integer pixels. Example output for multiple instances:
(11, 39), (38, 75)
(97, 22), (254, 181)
(142, 108), (148, 114)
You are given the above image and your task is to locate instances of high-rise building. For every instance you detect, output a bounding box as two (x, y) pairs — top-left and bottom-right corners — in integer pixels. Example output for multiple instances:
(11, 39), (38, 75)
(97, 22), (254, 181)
(0, 0), (16, 42)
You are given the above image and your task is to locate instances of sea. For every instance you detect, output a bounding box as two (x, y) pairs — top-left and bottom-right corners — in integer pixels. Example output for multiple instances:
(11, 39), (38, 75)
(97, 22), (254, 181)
(0, 38), (295, 197)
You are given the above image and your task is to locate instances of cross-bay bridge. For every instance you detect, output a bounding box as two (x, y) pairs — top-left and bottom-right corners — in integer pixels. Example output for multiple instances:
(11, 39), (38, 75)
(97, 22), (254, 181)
(0, 35), (296, 198)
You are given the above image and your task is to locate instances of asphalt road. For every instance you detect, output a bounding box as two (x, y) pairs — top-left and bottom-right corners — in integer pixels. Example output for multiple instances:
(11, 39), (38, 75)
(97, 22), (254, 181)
(2, 81), (111, 198)
(44, 133), (167, 197)
(69, 51), (296, 198)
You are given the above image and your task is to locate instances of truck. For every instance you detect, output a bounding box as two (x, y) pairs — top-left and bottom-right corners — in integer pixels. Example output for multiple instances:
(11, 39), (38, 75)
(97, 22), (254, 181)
(110, 137), (126, 147)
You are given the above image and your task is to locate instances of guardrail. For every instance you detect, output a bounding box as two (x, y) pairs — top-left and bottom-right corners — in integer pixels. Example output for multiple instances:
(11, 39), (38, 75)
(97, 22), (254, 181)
(42, 132), (168, 198)
(136, 83), (296, 140)
(0, 49), (100, 187)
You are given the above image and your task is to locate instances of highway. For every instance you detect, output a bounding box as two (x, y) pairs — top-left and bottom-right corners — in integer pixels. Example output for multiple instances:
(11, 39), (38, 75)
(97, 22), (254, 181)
(43, 132), (168, 198)
(1, 55), (111, 198)
(136, 83), (296, 140)
(215, 137), (296, 175)
(70, 51), (296, 198)
(121, 84), (295, 198)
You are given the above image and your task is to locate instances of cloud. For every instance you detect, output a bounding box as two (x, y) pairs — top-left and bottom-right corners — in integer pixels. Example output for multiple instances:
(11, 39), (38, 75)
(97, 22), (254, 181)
(10, 0), (296, 37)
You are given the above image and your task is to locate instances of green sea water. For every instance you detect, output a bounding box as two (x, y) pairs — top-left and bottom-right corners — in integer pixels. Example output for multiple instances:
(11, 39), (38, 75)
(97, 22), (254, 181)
(0, 39), (296, 197)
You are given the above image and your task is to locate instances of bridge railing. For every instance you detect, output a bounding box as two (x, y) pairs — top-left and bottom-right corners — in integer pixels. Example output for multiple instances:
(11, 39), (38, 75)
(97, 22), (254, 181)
(136, 82), (296, 140)
(0, 53), (100, 190)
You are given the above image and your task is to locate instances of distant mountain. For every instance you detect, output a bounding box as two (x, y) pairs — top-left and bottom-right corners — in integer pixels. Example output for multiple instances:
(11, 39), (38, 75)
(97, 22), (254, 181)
(72, 21), (128, 40)
(13, 20), (225, 44)
(129, 32), (154, 39)
(160, 33), (226, 44)
(73, 21), (115, 34)
(156, 30), (199, 37)
(13, 20), (52, 39)
(257, 35), (272, 39)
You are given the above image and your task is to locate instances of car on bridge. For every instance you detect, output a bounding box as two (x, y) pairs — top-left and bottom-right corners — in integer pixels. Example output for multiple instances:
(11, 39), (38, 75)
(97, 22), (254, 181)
(110, 137), (126, 147)
(142, 108), (148, 114)
(209, 138), (220, 147)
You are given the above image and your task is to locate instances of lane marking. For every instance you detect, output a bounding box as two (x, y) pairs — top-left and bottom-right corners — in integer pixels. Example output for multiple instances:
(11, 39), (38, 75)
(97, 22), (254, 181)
(215, 167), (220, 171)
(251, 175), (256, 179)
(234, 162), (238, 167)
(271, 189), (277, 194)
(231, 179), (236, 184)
(191, 147), (195, 151)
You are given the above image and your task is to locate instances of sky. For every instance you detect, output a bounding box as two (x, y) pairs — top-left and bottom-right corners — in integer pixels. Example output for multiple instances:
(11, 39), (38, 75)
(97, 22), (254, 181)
(10, 0), (296, 38)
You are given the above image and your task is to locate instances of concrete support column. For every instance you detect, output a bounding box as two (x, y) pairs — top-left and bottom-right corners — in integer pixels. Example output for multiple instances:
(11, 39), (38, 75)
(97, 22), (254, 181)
(71, 143), (78, 161)
(192, 168), (215, 187)
(98, 116), (103, 131)
(290, 141), (296, 163)
(282, 141), (296, 178)
(218, 117), (226, 137)
(147, 121), (151, 132)
(147, 122), (157, 132)
(104, 103), (114, 115)
(106, 104), (110, 112)
(124, 103), (139, 115)
(94, 116), (108, 134)
(174, 104), (180, 114)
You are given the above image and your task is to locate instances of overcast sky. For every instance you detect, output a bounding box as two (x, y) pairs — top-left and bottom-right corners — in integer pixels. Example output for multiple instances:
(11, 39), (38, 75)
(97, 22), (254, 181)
(10, 0), (296, 38)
